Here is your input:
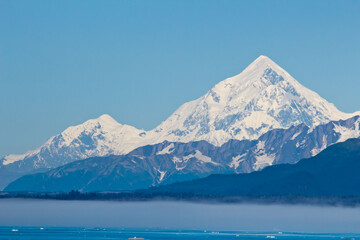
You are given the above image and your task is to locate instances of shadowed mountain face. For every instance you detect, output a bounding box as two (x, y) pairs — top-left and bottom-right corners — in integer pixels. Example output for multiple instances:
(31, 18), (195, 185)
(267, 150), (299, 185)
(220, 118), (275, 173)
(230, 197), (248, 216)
(5, 116), (360, 192)
(148, 138), (360, 197)
(2, 56), (359, 190)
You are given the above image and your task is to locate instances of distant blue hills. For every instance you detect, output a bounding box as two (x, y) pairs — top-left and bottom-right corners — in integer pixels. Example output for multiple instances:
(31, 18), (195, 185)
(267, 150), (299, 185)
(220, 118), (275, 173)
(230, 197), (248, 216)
(3, 138), (360, 206)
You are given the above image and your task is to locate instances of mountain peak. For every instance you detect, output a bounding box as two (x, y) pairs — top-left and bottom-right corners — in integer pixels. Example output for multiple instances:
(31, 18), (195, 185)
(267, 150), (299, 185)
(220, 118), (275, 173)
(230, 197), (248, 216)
(253, 55), (272, 63)
(73, 114), (121, 129)
(96, 114), (118, 124)
(241, 55), (284, 78)
(251, 55), (274, 68)
(151, 56), (357, 146)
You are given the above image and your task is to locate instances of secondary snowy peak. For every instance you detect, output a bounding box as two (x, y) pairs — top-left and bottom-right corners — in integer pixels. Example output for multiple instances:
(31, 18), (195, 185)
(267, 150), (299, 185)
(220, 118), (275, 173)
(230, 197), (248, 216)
(56, 114), (146, 152)
(1, 114), (146, 168)
(59, 114), (120, 146)
(150, 55), (356, 146)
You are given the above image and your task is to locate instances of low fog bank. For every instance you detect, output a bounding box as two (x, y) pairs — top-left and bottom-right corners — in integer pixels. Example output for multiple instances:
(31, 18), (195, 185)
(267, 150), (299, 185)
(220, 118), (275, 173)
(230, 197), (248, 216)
(0, 199), (359, 233)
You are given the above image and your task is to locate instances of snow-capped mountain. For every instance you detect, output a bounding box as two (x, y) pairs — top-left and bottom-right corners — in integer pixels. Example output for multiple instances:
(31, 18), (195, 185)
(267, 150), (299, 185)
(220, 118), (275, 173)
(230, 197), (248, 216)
(2, 114), (146, 170)
(5, 116), (360, 192)
(1, 55), (359, 189)
(149, 55), (357, 146)
(0, 114), (147, 189)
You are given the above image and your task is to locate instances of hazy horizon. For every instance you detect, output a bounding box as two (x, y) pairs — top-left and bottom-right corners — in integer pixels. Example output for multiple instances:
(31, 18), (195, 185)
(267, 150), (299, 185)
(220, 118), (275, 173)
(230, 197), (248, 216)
(1, 199), (360, 233)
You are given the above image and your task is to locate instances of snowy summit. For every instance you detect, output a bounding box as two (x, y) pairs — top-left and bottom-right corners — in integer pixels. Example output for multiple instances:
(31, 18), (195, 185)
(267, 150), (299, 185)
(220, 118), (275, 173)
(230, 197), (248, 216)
(149, 55), (357, 145)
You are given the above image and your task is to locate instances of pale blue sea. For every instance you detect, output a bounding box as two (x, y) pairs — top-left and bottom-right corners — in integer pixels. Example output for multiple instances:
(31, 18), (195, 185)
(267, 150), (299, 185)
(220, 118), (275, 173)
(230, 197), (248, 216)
(1, 199), (360, 238)
(0, 227), (359, 240)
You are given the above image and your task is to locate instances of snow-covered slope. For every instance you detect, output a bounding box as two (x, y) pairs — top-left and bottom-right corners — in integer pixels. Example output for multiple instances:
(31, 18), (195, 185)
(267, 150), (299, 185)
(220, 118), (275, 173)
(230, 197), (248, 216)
(1, 55), (359, 180)
(149, 55), (357, 146)
(6, 116), (360, 192)
(1, 114), (146, 170)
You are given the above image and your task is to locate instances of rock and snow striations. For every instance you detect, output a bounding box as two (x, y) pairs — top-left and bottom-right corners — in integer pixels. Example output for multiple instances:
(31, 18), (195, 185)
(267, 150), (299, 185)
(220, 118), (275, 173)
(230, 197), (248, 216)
(1, 55), (359, 180)
(150, 55), (357, 145)
(5, 116), (360, 192)
(1, 114), (146, 170)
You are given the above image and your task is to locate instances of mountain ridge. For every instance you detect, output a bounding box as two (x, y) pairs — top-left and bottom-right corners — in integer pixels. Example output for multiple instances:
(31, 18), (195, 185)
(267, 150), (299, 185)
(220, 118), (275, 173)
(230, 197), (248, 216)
(146, 138), (360, 197)
(4, 115), (360, 192)
(1, 55), (359, 189)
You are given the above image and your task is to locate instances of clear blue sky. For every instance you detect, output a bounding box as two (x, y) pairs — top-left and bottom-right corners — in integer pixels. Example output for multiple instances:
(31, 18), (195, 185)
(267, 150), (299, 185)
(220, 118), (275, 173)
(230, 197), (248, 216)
(1, 0), (359, 155)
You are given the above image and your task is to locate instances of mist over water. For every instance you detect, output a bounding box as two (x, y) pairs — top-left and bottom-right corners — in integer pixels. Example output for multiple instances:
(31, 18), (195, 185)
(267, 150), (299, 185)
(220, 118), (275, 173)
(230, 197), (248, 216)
(1, 199), (360, 233)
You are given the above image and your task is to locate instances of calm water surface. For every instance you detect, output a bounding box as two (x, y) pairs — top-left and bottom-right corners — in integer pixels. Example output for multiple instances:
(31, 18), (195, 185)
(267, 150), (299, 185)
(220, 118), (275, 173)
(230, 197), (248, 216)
(0, 227), (359, 240)
(1, 199), (360, 237)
